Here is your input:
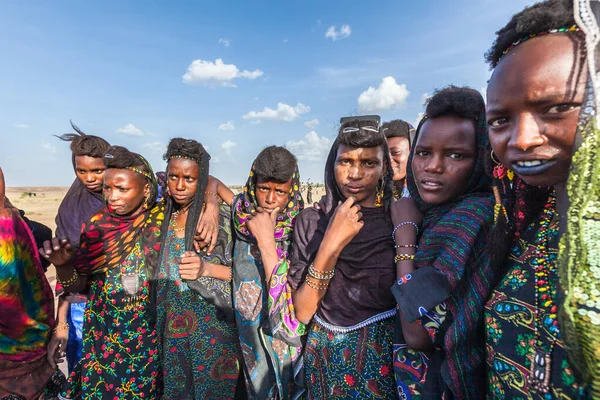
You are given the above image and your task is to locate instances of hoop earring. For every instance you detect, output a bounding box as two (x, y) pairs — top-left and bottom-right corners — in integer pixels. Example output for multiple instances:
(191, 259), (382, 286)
(375, 179), (384, 207)
(491, 150), (514, 181)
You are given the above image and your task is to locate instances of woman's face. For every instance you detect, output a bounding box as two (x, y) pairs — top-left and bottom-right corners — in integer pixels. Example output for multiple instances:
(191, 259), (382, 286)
(75, 156), (106, 193)
(167, 158), (200, 207)
(334, 144), (385, 207)
(486, 34), (586, 187)
(387, 136), (410, 182)
(255, 177), (292, 214)
(412, 116), (477, 205)
(103, 169), (149, 216)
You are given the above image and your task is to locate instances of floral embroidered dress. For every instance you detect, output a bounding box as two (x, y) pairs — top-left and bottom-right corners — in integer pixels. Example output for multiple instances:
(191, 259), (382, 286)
(155, 212), (241, 399)
(485, 216), (586, 399)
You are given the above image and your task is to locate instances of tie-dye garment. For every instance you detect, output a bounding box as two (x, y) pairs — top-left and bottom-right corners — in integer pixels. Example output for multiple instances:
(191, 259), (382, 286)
(0, 210), (57, 399)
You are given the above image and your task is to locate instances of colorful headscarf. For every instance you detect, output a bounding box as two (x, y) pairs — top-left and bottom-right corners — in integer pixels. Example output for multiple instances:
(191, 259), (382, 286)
(74, 153), (160, 276)
(559, 2), (600, 396)
(394, 97), (496, 399)
(233, 164), (304, 243)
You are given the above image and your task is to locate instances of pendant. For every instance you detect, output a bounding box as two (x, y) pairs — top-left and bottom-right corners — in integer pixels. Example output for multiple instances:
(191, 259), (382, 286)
(529, 349), (551, 393)
(121, 272), (140, 296)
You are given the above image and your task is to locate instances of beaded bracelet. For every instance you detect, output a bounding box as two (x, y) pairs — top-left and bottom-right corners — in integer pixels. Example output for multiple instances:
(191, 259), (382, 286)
(225, 267), (233, 283)
(205, 191), (219, 199)
(395, 244), (418, 249)
(397, 274), (412, 286)
(392, 222), (419, 240)
(394, 254), (415, 263)
(308, 264), (335, 280)
(306, 277), (329, 290)
(57, 268), (78, 287)
(52, 323), (69, 334)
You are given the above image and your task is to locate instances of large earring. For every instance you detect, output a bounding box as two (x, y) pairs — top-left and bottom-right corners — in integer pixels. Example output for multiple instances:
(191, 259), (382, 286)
(491, 150), (514, 182)
(491, 151), (510, 224)
(375, 179), (384, 207)
(143, 194), (150, 209)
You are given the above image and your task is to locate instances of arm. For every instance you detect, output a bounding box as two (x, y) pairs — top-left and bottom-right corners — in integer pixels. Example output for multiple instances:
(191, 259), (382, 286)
(292, 197), (364, 325)
(179, 251), (232, 282)
(39, 237), (89, 294)
(47, 297), (69, 368)
(207, 175), (235, 206)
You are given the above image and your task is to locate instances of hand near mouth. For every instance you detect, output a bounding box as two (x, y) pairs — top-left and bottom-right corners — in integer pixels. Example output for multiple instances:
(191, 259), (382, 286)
(323, 196), (364, 252)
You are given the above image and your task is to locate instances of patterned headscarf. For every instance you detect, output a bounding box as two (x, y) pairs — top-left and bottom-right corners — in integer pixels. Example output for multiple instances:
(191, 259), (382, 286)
(74, 153), (161, 276)
(233, 164), (304, 243)
(397, 97), (496, 398)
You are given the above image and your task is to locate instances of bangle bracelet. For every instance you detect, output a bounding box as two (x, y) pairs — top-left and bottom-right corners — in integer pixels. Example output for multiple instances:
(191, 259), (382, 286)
(394, 254), (415, 263)
(308, 264), (335, 280)
(305, 277), (329, 290)
(395, 244), (418, 249)
(57, 268), (78, 287)
(52, 322), (69, 333)
(392, 222), (419, 240)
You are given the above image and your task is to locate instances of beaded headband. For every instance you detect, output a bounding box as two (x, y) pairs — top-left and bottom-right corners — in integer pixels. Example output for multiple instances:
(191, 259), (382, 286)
(127, 167), (152, 180)
(169, 155), (200, 164)
(501, 25), (581, 59)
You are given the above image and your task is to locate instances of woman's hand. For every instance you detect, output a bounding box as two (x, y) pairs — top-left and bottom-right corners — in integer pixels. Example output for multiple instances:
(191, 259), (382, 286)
(178, 251), (208, 280)
(323, 196), (364, 253)
(39, 238), (75, 267)
(46, 326), (68, 369)
(246, 207), (279, 246)
(390, 196), (423, 227)
(194, 201), (219, 255)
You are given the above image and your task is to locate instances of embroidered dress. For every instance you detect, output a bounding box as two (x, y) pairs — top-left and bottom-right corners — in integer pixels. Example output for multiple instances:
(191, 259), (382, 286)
(61, 242), (159, 399)
(485, 218), (585, 399)
(155, 224), (241, 399)
(304, 316), (396, 400)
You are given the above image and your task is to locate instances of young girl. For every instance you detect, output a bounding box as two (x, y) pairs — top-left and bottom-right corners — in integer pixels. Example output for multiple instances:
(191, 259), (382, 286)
(289, 119), (397, 398)
(42, 146), (163, 399)
(154, 138), (241, 398)
(391, 86), (495, 399)
(382, 119), (412, 199)
(483, 0), (588, 397)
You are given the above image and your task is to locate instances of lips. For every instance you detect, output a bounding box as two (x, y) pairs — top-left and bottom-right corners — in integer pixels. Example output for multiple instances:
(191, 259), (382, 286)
(511, 159), (557, 176)
(172, 194), (189, 201)
(86, 184), (101, 191)
(420, 178), (444, 191)
(345, 185), (365, 194)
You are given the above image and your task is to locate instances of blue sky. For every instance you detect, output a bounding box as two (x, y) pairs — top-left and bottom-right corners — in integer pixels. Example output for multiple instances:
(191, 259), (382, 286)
(0, 0), (535, 186)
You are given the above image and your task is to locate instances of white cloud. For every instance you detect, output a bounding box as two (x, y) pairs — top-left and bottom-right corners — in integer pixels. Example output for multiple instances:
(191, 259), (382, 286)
(357, 76), (409, 113)
(117, 123), (144, 136)
(325, 24), (351, 41)
(242, 103), (310, 122)
(41, 142), (57, 154)
(218, 121), (235, 131)
(283, 39), (289, 43)
(218, 38), (230, 47)
(221, 140), (237, 157)
(304, 119), (319, 129)
(143, 141), (164, 153)
(287, 131), (331, 161)
(182, 58), (263, 87)
(15, 123), (29, 129)
(421, 92), (431, 105)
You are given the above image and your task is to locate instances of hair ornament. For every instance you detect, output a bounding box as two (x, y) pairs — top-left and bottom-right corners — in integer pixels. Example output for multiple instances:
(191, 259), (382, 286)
(127, 167), (152, 180)
(501, 25), (581, 59)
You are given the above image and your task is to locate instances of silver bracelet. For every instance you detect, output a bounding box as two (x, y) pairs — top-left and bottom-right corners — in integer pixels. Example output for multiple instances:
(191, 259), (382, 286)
(392, 222), (419, 239)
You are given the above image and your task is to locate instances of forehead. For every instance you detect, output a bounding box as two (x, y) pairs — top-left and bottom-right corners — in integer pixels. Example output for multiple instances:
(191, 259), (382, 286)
(168, 158), (199, 175)
(105, 168), (142, 185)
(488, 35), (586, 107)
(336, 144), (384, 159)
(75, 155), (105, 169)
(416, 116), (476, 147)
(387, 136), (410, 149)
(256, 177), (292, 190)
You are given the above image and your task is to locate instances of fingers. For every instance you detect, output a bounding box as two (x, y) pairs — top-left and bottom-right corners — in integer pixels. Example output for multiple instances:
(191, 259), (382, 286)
(270, 207), (280, 223)
(342, 196), (356, 208)
(357, 212), (363, 221)
(51, 237), (61, 251)
(207, 227), (218, 255)
(42, 240), (54, 256)
(193, 240), (201, 253)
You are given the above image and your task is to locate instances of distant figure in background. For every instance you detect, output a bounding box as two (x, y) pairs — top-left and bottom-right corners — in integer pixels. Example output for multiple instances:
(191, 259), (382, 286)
(0, 167), (65, 399)
(155, 171), (167, 202)
(47, 122), (111, 374)
(306, 180), (313, 204)
(382, 119), (412, 199)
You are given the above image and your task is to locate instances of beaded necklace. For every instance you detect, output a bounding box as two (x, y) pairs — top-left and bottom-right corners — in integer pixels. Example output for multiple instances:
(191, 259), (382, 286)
(530, 191), (560, 393)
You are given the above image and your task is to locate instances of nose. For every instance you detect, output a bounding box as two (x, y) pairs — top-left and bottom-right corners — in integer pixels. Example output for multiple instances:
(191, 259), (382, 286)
(85, 173), (95, 183)
(107, 189), (119, 203)
(508, 113), (545, 152)
(348, 164), (362, 180)
(423, 154), (444, 174)
(176, 178), (185, 192)
(265, 190), (276, 205)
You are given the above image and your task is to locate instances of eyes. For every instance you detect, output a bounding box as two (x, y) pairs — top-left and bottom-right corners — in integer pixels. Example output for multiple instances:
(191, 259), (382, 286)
(257, 186), (286, 196)
(77, 169), (105, 174)
(487, 103), (581, 128)
(338, 159), (379, 168)
(168, 174), (196, 183)
(416, 150), (465, 160)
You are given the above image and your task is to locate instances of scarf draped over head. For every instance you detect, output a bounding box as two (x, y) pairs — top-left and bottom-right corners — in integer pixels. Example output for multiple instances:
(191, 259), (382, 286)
(287, 132), (397, 327)
(74, 153), (162, 276)
(55, 154), (104, 249)
(233, 163), (304, 243)
(392, 108), (495, 398)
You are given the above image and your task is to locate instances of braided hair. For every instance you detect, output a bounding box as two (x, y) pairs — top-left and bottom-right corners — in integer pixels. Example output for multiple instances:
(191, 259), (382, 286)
(55, 121), (110, 158)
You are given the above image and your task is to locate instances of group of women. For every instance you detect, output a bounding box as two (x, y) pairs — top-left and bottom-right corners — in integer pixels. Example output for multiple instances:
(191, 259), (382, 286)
(2, 0), (600, 398)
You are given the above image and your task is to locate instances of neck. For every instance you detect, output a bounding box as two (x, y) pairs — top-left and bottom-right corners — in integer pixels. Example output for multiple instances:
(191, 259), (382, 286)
(394, 179), (405, 193)
(553, 182), (569, 231)
(358, 193), (377, 208)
